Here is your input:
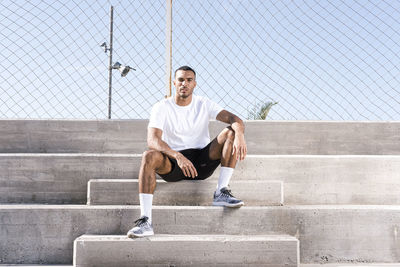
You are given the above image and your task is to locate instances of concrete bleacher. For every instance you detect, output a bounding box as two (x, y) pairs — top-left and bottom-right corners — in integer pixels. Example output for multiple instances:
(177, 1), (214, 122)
(2, 154), (400, 205)
(74, 234), (299, 267)
(87, 179), (284, 206)
(1, 119), (400, 266)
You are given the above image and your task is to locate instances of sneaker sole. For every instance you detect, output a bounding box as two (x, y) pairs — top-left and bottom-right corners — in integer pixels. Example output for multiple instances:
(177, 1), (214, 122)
(127, 231), (154, 238)
(212, 201), (244, 208)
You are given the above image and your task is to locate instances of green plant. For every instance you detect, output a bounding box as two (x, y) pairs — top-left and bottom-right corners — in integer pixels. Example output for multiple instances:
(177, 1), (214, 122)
(247, 101), (278, 120)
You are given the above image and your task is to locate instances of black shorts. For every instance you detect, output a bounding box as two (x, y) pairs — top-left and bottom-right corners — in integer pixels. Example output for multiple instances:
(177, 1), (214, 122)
(158, 142), (220, 182)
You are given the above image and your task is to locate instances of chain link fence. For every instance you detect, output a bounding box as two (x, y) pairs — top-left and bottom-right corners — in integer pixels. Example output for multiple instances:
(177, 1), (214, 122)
(1, 0), (399, 120)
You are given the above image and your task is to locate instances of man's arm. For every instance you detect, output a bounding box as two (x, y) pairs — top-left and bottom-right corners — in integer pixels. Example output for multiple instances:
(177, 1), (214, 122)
(216, 110), (247, 160)
(147, 127), (198, 178)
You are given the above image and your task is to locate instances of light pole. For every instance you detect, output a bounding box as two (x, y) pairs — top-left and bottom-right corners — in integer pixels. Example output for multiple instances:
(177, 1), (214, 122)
(107, 6), (114, 119)
(101, 6), (135, 119)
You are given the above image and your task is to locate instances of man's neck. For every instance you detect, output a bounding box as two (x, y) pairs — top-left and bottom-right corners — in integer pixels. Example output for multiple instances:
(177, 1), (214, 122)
(174, 94), (193, 106)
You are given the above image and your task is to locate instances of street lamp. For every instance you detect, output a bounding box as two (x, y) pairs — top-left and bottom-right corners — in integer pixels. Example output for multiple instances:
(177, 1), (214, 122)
(112, 62), (136, 77)
(101, 6), (136, 119)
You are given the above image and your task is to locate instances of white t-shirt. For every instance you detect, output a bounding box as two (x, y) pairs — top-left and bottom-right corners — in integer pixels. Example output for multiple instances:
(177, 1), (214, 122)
(148, 95), (224, 151)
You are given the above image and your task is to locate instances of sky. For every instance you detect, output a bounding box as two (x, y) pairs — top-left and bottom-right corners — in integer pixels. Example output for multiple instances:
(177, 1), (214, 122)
(0, 0), (399, 120)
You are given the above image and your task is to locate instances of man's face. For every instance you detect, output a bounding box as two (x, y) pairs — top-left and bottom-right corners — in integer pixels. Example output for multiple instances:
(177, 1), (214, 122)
(174, 70), (197, 99)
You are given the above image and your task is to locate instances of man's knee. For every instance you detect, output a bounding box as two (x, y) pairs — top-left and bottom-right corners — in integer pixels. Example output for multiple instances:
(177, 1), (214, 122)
(223, 126), (235, 142)
(215, 127), (235, 148)
(142, 150), (163, 166)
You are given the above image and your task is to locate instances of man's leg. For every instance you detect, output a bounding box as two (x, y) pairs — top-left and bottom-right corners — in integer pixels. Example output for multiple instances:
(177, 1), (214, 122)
(208, 127), (244, 207)
(209, 126), (237, 192)
(139, 149), (172, 195)
(209, 126), (237, 165)
(127, 150), (171, 238)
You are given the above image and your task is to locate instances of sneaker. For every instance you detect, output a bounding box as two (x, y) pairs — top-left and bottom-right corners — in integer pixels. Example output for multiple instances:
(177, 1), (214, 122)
(127, 216), (154, 238)
(212, 187), (244, 208)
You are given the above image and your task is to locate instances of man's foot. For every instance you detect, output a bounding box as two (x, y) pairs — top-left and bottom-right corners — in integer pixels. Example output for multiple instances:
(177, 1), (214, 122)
(213, 187), (244, 208)
(127, 216), (154, 238)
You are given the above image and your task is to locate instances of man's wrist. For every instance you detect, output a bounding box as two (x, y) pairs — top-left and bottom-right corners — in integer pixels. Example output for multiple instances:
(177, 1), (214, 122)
(232, 121), (245, 133)
(172, 151), (182, 159)
(235, 131), (245, 138)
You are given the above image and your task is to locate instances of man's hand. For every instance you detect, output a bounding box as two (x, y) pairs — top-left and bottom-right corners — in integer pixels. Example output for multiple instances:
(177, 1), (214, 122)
(175, 152), (198, 178)
(233, 133), (247, 161)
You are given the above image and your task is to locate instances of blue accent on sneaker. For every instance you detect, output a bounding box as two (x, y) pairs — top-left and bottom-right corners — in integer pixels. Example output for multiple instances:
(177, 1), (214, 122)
(127, 216), (154, 238)
(212, 187), (244, 208)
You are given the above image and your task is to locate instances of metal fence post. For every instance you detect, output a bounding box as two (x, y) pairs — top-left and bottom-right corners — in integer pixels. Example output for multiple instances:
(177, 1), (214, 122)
(165, 0), (173, 98)
(108, 6), (114, 119)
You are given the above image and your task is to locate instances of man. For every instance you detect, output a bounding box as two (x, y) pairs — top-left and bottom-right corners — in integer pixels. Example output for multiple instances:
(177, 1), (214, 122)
(127, 66), (247, 238)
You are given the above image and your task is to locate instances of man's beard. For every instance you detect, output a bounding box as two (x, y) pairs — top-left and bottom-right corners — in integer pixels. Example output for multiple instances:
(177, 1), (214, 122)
(179, 88), (190, 98)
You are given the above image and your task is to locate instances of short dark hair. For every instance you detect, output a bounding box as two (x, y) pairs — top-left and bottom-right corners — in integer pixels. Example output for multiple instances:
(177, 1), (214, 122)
(175, 65), (196, 78)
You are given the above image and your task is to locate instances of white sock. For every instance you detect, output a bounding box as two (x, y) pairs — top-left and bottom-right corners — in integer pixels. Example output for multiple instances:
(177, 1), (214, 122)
(139, 193), (153, 223)
(216, 167), (234, 194)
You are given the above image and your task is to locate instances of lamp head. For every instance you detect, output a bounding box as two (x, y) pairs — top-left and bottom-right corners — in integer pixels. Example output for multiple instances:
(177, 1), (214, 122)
(112, 62), (136, 77)
(100, 42), (108, 53)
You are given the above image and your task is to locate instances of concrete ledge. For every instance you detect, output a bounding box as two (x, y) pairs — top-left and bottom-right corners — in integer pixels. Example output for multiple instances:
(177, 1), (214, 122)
(2, 154), (400, 205)
(87, 179), (284, 206)
(0, 119), (148, 154)
(0, 266), (72, 267)
(3, 264), (400, 267)
(73, 234), (299, 267)
(240, 155), (400, 205)
(300, 264), (400, 267)
(1, 120), (400, 155)
(0, 154), (140, 204)
(2, 205), (400, 264)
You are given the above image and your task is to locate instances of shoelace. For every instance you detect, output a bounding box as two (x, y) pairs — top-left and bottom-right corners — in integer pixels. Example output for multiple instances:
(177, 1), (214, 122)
(134, 216), (149, 227)
(220, 188), (235, 198)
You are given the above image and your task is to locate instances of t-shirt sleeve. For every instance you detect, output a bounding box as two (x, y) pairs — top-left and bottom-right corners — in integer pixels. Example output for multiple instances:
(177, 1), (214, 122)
(148, 102), (165, 130)
(207, 98), (224, 119)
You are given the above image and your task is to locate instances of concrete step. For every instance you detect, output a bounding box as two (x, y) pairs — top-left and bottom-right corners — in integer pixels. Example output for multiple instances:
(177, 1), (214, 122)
(1, 154), (400, 205)
(2, 264), (400, 267)
(87, 179), (283, 206)
(73, 234), (299, 267)
(0, 153), (140, 204)
(1, 264), (399, 267)
(0, 266), (72, 267)
(0, 119), (148, 154)
(1, 204), (400, 264)
(1, 120), (399, 155)
(300, 264), (400, 267)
